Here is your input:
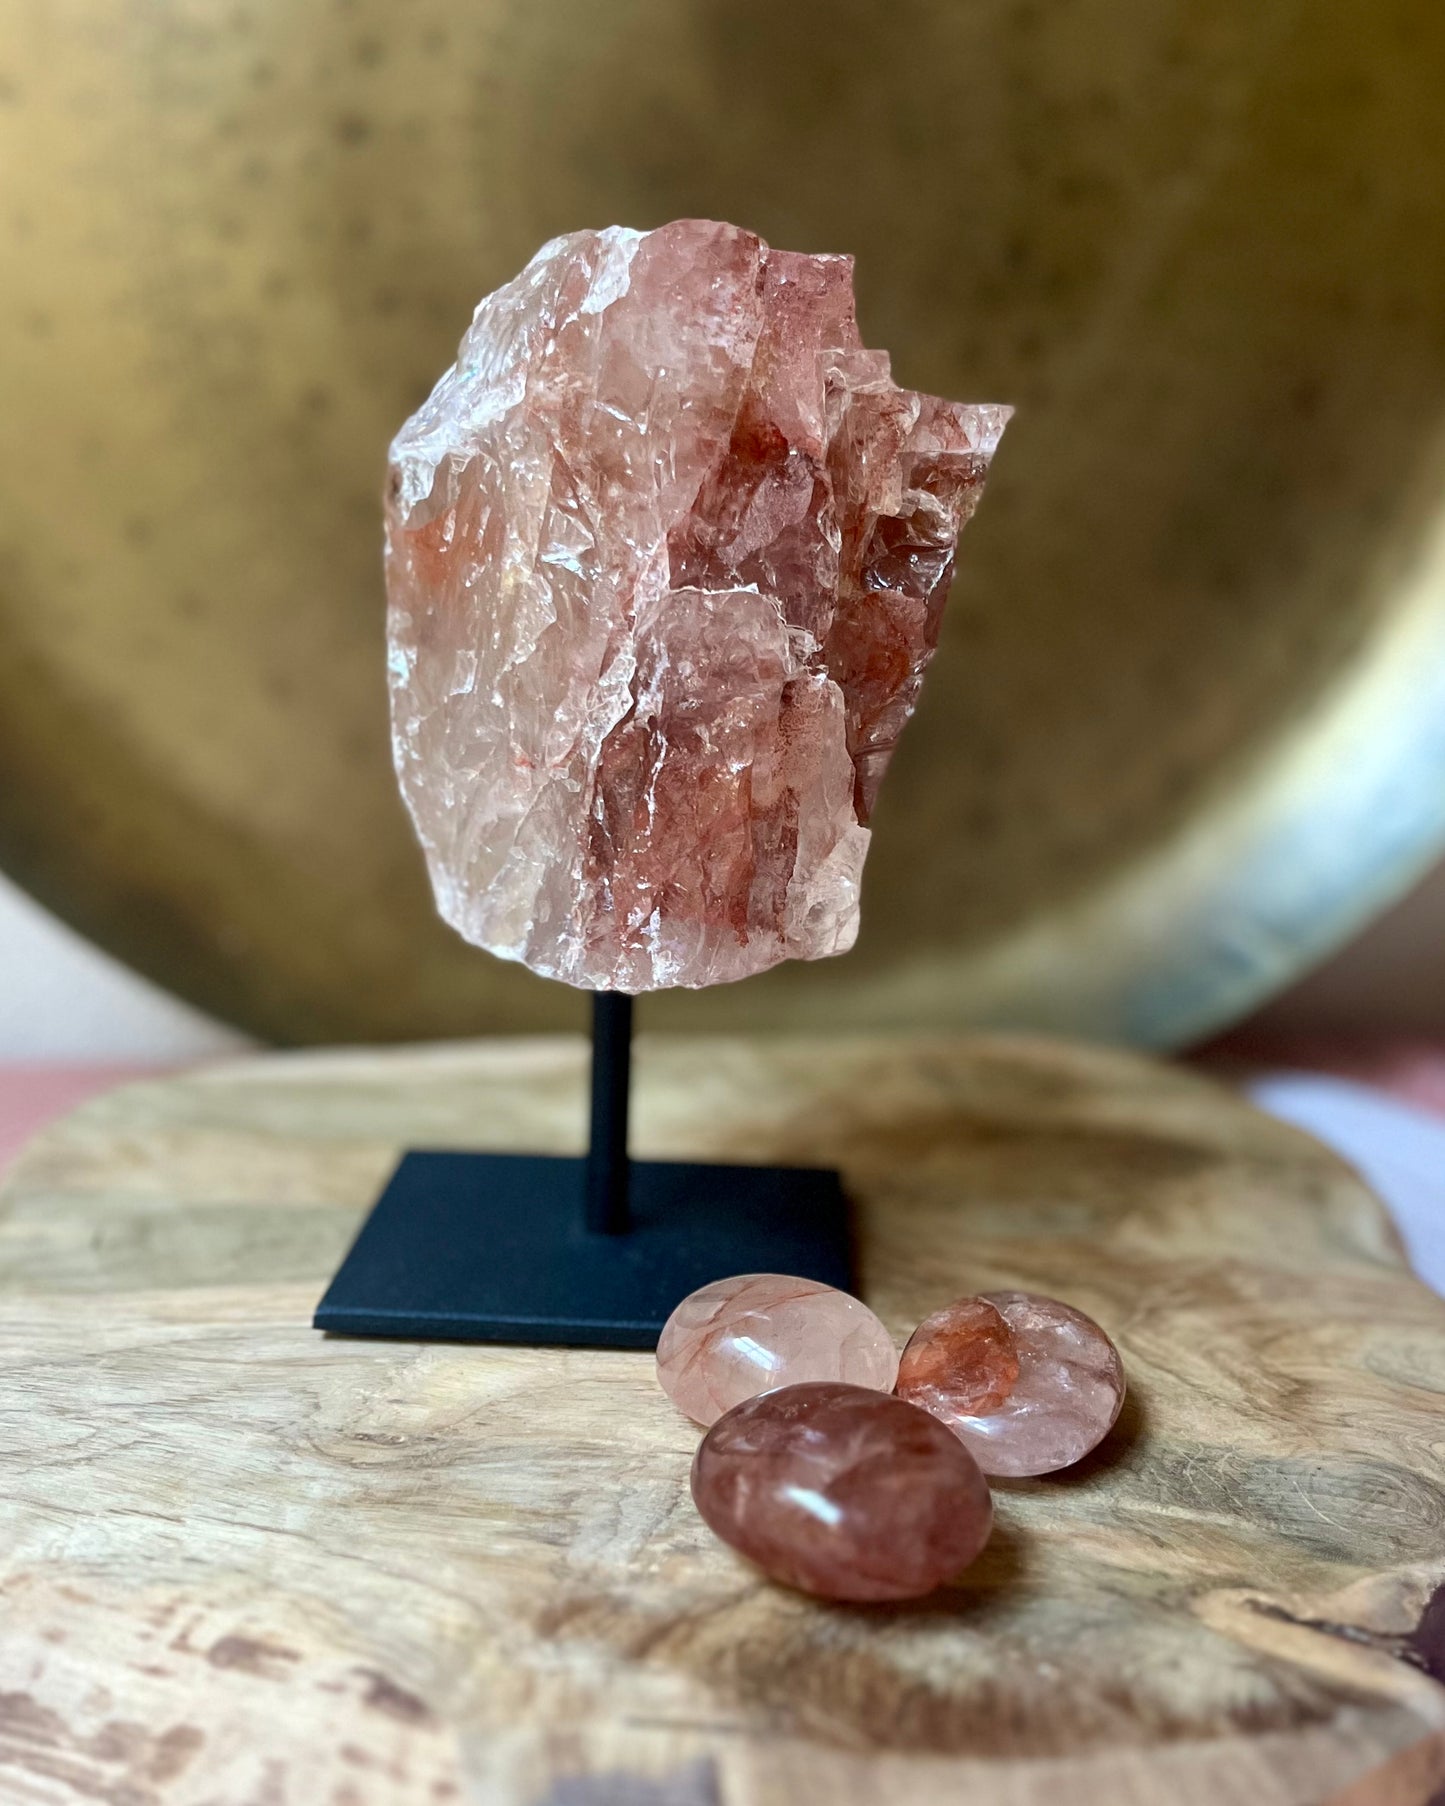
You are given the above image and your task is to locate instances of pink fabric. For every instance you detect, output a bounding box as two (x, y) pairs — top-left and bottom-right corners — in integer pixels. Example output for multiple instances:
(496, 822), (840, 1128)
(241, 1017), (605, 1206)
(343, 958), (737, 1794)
(1193, 1033), (1445, 1121)
(0, 1065), (157, 1177)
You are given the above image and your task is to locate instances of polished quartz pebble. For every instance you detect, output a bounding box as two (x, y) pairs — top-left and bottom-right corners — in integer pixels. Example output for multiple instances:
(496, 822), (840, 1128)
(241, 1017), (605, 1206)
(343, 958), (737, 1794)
(896, 1291), (1125, 1477)
(691, 1382), (993, 1601)
(656, 1274), (899, 1426)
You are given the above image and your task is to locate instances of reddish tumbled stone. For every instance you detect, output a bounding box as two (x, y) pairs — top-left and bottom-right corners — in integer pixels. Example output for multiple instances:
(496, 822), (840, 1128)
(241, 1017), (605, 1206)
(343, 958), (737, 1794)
(897, 1291), (1125, 1477)
(690, 1381), (993, 1601)
(656, 1274), (899, 1426)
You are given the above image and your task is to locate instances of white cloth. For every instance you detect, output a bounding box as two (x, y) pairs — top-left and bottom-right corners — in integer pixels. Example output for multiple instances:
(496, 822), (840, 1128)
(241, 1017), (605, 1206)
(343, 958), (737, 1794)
(1247, 1072), (1445, 1297)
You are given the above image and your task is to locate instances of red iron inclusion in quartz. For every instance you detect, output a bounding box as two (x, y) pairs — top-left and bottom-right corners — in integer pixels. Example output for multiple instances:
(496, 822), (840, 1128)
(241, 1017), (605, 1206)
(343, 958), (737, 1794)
(386, 220), (1010, 991)
(896, 1291), (1126, 1477)
(691, 1382), (993, 1601)
(656, 1274), (899, 1426)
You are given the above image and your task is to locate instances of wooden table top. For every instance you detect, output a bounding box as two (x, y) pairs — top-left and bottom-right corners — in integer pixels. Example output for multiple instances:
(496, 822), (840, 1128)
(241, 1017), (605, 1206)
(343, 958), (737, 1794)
(2, 1034), (1444, 1804)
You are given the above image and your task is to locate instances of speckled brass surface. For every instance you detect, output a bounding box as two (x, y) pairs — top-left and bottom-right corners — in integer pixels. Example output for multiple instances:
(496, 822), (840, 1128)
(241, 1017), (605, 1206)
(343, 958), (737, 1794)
(2, 2), (1445, 1046)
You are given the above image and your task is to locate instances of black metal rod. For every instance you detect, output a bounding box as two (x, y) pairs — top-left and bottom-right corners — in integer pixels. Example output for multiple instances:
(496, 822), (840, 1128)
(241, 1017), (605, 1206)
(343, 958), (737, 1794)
(585, 992), (633, 1234)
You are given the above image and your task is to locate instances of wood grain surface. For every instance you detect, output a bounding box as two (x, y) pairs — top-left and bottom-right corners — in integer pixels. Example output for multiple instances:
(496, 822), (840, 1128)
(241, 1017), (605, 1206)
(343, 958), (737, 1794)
(2, 1034), (1444, 1804)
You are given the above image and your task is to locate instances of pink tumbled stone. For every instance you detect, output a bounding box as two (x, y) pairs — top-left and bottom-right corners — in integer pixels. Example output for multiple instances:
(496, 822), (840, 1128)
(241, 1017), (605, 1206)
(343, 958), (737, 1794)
(656, 1274), (898, 1426)
(691, 1382), (993, 1600)
(896, 1291), (1125, 1477)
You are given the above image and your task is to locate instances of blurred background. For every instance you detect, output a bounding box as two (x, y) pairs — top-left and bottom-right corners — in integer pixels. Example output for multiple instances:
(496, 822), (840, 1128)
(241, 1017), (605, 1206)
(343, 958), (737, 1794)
(3, 0), (1444, 1063)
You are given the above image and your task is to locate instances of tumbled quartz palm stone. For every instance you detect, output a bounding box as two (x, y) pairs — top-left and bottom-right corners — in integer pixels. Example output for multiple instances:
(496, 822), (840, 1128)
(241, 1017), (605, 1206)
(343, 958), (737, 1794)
(896, 1291), (1125, 1477)
(386, 218), (1009, 992)
(656, 1274), (899, 1426)
(691, 1382), (993, 1601)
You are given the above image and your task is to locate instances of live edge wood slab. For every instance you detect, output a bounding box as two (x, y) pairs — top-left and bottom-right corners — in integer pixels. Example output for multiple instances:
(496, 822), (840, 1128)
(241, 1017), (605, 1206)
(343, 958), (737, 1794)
(2, 1036), (1445, 1806)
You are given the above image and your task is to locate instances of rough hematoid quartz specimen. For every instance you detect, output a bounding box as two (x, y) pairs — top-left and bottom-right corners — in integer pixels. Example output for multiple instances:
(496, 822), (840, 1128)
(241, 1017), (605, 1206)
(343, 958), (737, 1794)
(656, 1274), (899, 1426)
(896, 1291), (1126, 1477)
(691, 1381), (994, 1601)
(386, 219), (1010, 992)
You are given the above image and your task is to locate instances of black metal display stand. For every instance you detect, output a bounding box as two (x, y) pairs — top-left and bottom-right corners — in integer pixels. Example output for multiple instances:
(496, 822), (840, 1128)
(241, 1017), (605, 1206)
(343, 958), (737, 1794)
(314, 995), (853, 1349)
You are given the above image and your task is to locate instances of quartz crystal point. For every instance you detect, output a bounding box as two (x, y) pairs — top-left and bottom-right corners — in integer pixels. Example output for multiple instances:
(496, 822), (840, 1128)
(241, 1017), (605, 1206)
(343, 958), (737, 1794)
(691, 1382), (994, 1601)
(386, 219), (1010, 991)
(896, 1291), (1126, 1477)
(656, 1274), (899, 1426)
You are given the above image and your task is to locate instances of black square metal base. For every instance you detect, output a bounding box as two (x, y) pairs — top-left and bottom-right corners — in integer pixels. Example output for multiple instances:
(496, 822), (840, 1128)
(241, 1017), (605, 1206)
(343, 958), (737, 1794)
(314, 1151), (853, 1349)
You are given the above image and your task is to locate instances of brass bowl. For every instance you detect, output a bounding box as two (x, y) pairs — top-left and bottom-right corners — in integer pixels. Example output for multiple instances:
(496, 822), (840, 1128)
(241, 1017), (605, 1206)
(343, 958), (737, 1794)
(3, 0), (1445, 1047)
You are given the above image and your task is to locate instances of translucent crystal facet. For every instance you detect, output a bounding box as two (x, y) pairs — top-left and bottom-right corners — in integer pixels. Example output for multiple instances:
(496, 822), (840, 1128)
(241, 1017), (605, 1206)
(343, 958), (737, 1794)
(691, 1382), (993, 1600)
(896, 1291), (1125, 1477)
(386, 219), (1009, 992)
(656, 1274), (899, 1426)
